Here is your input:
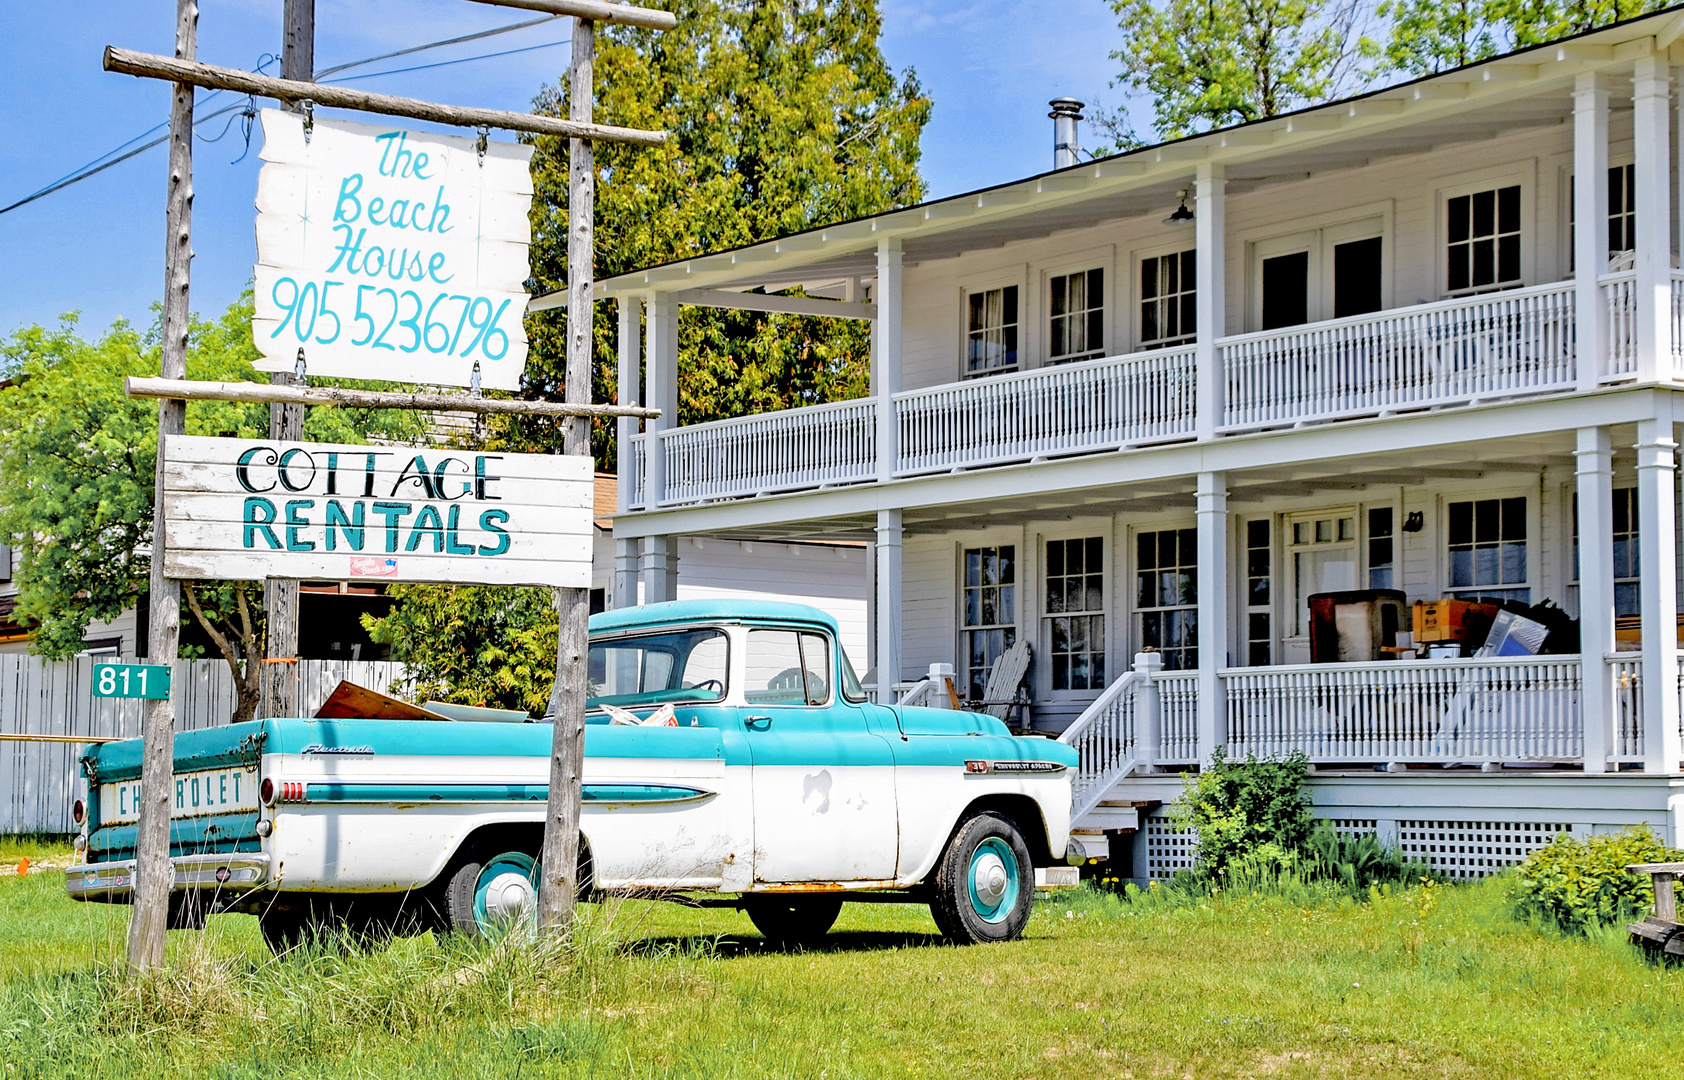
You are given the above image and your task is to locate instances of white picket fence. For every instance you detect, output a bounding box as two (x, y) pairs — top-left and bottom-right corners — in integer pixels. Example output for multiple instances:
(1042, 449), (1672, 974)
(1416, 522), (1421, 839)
(0, 654), (407, 835)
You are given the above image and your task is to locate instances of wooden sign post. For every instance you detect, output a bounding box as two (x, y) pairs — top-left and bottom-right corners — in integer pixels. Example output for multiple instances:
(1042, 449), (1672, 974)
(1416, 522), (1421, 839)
(110, 0), (672, 968)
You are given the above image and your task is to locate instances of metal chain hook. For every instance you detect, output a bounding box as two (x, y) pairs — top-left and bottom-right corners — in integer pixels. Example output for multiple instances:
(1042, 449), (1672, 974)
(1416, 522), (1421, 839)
(294, 347), (307, 384)
(476, 126), (489, 166)
(301, 100), (314, 144)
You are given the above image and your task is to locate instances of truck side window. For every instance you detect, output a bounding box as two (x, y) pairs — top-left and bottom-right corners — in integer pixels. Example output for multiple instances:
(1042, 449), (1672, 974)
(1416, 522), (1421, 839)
(745, 629), (829, 706)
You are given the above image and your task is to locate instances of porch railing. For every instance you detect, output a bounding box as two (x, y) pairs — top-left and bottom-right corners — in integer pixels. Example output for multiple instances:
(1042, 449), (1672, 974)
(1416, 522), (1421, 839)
(1057, 668), (1143, 823)
(1606, 654), (1644, 762)
(1220, 280), (1577, 431)
(627, 434), (647, 509)
(1603, 271), (1637, 377)
(1222, 657), (1581, 762)
(657, 398), (876, 504)
(894, 345), (1196, 475)
(1673, 272), (1684, 378)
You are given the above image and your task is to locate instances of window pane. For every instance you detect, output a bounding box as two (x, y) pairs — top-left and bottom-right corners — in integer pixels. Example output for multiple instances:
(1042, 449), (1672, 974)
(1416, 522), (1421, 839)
(1497, 235), (1520, 283)
(745, 630), (809, 705)
(1449, 195), (1470, 242)
(1502, 497), (1526, 540)
(1474, 499), (1499, 543)
(1472, 189), (1494, 236)
(1448, 501), (1472, 545)
(1497, 184), (1520, 233)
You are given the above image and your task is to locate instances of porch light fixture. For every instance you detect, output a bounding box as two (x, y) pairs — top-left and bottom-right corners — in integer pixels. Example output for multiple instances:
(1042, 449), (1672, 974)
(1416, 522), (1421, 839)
(1163, 190), (1194, 225)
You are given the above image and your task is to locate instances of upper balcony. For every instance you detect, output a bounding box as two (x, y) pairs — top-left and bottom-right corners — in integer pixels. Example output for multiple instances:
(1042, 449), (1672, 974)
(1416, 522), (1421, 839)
(561, 11), (1684, 520)
(623, 272), (1684, 510)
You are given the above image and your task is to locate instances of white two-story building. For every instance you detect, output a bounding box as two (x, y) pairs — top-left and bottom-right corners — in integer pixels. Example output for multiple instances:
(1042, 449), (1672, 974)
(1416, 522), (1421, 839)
(563, 9), (1684, 880)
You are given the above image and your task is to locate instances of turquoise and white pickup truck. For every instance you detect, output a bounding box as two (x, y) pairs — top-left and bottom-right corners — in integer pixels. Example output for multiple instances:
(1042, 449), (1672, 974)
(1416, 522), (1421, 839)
(67, 601), (1078, 948)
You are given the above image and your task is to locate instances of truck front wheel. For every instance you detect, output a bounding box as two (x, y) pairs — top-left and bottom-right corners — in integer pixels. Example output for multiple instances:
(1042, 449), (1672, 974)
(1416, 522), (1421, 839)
(741, 895), (844, 948)
(928, 813), (1035, 945)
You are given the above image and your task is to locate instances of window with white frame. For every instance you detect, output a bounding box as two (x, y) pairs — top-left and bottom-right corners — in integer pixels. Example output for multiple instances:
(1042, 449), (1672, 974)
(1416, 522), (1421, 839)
(1446, 496), (1529, 603)
(1049, 268), (1105, 364)
(1368, 507), (1396, 590)
(1608, 163), (1636, 253)
(1136, 527), (1197, 670)
(965, 285), (1019, 377)
(1140, 250), (1195, 348)
(1244, 519), (1271, 666)
(962, 545), (1016, 699)
(1045, 536), (1104, 691)
(1447, 185), (1521, 293)
(1571, 487), (1640, 618)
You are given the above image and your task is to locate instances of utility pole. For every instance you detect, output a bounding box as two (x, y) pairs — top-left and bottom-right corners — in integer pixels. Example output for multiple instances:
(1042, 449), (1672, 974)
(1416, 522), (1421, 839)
(259, 0), (312, 721)
(128, 0), (196, 971)
(538, 13), (596, 934)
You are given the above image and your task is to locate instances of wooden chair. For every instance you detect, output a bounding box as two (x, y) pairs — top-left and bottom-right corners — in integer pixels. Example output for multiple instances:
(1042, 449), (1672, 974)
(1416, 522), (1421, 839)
(1626, 861), (1684, 957)
(972, 640), (1034, 731)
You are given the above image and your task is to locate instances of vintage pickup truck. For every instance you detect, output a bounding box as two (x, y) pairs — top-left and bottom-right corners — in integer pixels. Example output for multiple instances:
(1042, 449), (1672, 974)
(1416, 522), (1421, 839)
(67, 600), (1078, 948)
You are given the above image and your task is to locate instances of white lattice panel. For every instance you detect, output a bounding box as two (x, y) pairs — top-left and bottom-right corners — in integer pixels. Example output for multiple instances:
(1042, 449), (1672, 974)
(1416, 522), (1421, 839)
(1396, 820), (1570, 880)
(1143, 818), (1196, 881)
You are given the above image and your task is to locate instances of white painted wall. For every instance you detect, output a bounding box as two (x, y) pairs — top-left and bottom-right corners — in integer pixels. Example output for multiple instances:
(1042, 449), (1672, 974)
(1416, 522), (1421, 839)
(593, 531), (870, 673)
(896, 118), (1630, 393)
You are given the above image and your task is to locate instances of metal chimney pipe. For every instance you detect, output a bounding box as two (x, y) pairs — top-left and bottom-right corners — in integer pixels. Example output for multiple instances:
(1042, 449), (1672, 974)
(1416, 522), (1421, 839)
(1049, 97), (1084, 169)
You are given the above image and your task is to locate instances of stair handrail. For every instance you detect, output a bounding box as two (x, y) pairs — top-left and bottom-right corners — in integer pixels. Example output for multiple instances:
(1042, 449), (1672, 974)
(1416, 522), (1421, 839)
(1059, 652), (1162, 825)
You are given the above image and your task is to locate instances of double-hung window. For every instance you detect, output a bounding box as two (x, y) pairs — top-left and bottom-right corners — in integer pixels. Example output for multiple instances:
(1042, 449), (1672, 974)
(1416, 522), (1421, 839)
(1045, 536), (1104, 691)
(1446, 496), (1529, 603)
(965, 286), (1019, 376)
(1136, 528), (1197, 670)
(1447, 185), (1521, 293)
(1049, 269), (1105, 364)
(1140, 250), (1195, 348)
(962, 546), (1016, 699)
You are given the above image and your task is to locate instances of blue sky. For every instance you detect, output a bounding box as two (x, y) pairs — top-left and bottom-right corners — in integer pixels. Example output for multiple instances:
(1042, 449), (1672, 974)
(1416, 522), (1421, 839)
(0, 1), (1123, 337)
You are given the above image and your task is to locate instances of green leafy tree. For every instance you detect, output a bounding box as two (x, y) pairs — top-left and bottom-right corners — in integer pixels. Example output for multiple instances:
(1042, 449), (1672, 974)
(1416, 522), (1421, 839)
(1376, 0), (1506, 75)
(1107, 0), (1375, 139)
(506, 0), (929, 465)
(0, 294), (425, 723)
(362, 584), (559, 716)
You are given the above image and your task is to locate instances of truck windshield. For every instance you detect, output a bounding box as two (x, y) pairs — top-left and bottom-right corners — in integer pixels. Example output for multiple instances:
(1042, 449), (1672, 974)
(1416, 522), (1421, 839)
(588, 629), (729, 709)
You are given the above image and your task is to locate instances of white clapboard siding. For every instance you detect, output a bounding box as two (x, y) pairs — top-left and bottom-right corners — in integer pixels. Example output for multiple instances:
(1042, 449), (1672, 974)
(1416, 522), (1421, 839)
(161, 435), (593, 588)
(0, 655), (408, 835)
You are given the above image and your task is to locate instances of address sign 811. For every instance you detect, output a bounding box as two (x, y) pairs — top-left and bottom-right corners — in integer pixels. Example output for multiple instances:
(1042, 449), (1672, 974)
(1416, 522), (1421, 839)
(252, 110), (534, 390)
(159, 434), (591, 588)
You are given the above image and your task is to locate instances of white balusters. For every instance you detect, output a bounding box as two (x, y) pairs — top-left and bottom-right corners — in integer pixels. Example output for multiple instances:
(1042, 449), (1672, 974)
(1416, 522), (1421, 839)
(1156, 672), (1200, 763)
(1604, 272), (1637, 377)
(1220, 657), (1582, 763)
(1671, 272), (1684, 378)
(1221, 281), (1577, 430)
(894, 346), (1197, 475)
(1057, 668), (1141, 822)
(655, 398), (877, 504)
(1608, 654), (1644, 762)
(626, 435), (647, 509)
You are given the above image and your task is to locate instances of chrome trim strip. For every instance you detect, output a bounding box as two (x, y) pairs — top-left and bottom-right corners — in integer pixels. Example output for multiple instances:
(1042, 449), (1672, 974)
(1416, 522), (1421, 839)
(65, 853), (272, 901)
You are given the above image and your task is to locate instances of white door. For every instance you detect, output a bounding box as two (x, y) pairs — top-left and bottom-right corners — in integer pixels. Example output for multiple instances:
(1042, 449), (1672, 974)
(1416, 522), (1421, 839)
(1281, 509), (1359, 664)
(1250, 218), (1385, 331)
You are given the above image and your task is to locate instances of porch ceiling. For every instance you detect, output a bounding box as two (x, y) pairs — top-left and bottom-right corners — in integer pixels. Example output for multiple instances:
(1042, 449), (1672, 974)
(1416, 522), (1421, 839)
(587, 11), (1684, 301)
(671, 425), (1639, 545)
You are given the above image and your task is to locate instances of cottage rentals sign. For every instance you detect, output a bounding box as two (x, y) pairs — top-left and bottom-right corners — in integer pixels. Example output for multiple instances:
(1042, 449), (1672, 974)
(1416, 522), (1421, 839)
(252, 109), (534, 390)
(159, 434), (591, 587)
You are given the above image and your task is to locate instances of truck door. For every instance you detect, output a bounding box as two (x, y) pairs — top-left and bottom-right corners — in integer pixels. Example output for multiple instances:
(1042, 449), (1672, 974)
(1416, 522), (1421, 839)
(738, 628), (899, 883)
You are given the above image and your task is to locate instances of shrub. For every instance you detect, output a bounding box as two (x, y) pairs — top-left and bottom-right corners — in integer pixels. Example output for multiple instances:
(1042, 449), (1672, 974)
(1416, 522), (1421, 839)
(1304, 825), (1434, 896)
(1511, 826), (1683, 933)
(1171, 748), (1316, 882)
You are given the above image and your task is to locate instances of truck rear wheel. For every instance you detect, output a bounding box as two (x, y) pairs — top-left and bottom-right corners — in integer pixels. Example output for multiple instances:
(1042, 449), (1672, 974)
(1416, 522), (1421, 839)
(742, 895), (844, 947)
(928, 812), (1035, 945)
(446, 851), (540, 938)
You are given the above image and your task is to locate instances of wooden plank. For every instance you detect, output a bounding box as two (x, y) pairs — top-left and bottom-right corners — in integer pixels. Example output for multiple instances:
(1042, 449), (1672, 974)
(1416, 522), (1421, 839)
(125, 377), (659, 419)
(464, 0), (677, 30)
(314, 680), (448, 720)
(102, 48), (667, 146)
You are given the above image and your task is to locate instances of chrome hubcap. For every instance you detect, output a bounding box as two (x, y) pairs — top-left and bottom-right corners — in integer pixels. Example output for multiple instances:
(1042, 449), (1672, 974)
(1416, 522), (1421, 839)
(480, 871), (535, 923)
(971, 851), (1009, 908)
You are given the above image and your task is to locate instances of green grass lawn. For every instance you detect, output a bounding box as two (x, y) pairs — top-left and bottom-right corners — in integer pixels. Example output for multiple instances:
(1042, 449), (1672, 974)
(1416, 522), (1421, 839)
(2, 842), (1681, 1079)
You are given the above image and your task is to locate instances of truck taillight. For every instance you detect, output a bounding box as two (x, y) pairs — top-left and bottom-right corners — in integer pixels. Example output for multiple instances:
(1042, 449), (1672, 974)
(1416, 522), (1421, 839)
(71, 799), (84, 825)
(260, 778), (275, 806)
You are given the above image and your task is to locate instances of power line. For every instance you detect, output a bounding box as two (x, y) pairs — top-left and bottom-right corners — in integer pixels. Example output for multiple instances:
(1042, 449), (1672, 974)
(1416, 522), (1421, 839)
(1, 15), (567, 218)
(322, 36), (571, 85)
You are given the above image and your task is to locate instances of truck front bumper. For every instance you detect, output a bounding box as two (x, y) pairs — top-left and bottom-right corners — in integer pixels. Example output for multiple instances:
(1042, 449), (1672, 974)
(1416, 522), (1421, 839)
(66, 854), (272, 902)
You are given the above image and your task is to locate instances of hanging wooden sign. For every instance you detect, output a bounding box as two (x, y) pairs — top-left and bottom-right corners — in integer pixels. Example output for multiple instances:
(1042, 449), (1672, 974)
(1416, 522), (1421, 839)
(252, 109), (534, 390)
(159, 434), (591, 587)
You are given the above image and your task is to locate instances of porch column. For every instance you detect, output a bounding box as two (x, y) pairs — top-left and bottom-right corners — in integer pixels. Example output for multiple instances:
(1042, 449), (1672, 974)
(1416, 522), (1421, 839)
(1575, 427), (1615, 772)
(641, 535), (678, 604)
(1193, 163), (1226, 441)
(645, 291), (679, 505)
(873, 238), (902, 483)
(1573, 73), (1610, 392)
(612, 536), (640, 608)
(1632, 54), (1671, 383)
(1195, 470), (1229, 766)
(616, 295), (642, 512)
(874, 508), (904, 702)
(1636, 411), (1681, 771)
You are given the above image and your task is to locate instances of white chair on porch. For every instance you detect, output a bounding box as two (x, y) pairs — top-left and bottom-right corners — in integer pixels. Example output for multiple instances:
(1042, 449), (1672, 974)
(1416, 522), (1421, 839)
(972, 640), (1034, 731)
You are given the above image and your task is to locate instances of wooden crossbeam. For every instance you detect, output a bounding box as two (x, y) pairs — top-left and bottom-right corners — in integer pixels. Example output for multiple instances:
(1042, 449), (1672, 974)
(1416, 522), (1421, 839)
(102, 47), (667, 146)
(465, 0), (677, 30)
(124, 377), (660, 419)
